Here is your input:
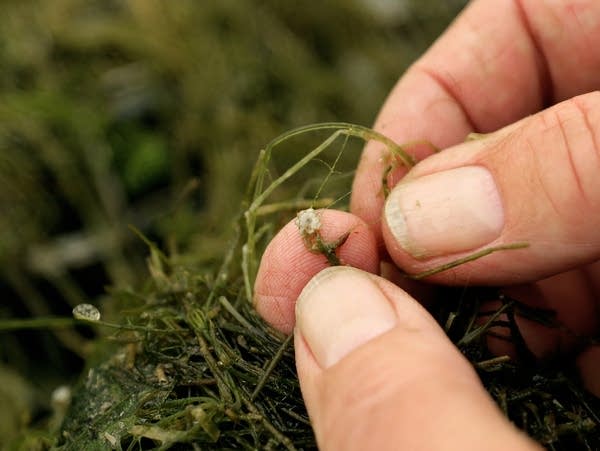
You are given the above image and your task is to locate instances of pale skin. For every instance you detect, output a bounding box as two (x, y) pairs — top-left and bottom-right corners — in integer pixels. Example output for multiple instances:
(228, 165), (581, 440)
(254, 1), (600, 449)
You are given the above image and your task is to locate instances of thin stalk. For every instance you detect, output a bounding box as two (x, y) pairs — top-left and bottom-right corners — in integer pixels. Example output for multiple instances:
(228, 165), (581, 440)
(458, 300), (515, 346)
(410, 243), (529, 280)
(244, 129), (344, 298)
(218, 296), (256, 331)
(241, 395), (297, 451)
(243, 122), (418, 300)
(0, 317), (76, 331)
(255, 198), (335, 217)
(251, 334), (293, 400)
(0, 316), (174, 333)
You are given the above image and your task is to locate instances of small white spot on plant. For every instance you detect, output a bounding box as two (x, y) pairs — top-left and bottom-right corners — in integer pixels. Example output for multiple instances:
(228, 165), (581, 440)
(295, 208), (321, 237)
(51, 385), (71, 411)
(72, 303), (101, 321)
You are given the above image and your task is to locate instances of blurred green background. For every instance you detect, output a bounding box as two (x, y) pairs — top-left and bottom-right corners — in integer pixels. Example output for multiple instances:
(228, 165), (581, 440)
(0, 0), (466, 444)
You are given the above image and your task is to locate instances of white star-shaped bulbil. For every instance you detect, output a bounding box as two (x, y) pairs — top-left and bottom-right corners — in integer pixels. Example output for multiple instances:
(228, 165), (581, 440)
(295, 208), (321, 236)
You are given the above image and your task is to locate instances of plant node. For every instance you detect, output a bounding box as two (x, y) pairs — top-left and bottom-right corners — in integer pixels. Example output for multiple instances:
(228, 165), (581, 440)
(295, 208), (349, 266)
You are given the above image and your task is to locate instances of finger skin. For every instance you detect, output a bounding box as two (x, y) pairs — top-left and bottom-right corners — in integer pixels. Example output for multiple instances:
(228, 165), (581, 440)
(295, 271), (539, 451)
(382, 93), (600, 285)
(351, 0), (600, 243)
(254, 210), (378, 334)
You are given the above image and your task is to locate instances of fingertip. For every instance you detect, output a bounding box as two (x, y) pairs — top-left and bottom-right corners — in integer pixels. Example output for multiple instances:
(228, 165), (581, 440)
(254, 210), (379, 333)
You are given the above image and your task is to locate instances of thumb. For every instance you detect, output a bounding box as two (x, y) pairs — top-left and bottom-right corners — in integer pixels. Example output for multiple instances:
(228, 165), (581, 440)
(294, 266), (537, 451)
(382, 93), (600, 284)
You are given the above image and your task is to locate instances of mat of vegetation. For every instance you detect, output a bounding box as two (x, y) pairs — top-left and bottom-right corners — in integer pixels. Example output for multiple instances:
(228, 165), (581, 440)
(1, 1), (598, 450)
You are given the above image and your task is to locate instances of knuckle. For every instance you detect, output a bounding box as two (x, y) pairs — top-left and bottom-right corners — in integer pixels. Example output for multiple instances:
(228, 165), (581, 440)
(561, 95), (600, 204)
(533, 94), (600, 216)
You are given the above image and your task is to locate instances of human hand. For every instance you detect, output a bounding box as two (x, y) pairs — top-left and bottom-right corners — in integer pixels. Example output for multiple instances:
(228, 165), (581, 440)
(254, 1), (600, 449)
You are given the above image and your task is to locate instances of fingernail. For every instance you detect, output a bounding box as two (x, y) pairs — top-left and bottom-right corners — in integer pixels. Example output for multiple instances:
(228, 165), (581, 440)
(295, 266), (396, 368)
(384, 166), (504, 258)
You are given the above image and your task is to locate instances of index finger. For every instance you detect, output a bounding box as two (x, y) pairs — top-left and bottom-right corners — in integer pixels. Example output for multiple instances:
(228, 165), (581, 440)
(351, 0), (600, 239)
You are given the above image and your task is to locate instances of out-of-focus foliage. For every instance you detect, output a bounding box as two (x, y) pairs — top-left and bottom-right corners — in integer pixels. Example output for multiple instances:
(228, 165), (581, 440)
(0, 0), (470, 448)
(0, 0), (464, 270)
